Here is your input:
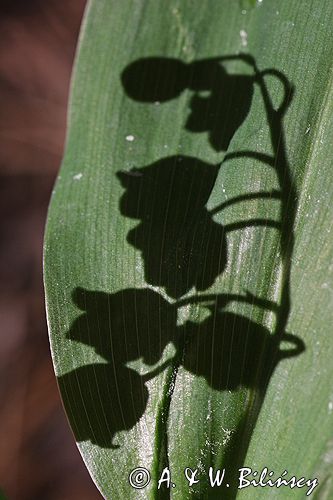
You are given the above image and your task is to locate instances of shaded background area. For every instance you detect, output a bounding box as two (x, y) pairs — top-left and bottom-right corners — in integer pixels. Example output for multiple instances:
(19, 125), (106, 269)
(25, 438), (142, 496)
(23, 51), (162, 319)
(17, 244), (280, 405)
(0, 1), (99, 498)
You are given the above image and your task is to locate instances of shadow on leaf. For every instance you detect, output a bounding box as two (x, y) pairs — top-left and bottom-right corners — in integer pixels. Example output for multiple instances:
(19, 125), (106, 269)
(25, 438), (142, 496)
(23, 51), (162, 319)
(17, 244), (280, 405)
(58, 287), (304, 448)
(58, 54), (304, 498)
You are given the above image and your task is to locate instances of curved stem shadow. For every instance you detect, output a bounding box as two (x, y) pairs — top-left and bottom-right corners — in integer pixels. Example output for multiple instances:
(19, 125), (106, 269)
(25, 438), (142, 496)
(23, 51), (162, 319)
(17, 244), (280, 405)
(59, 53), (303, 497)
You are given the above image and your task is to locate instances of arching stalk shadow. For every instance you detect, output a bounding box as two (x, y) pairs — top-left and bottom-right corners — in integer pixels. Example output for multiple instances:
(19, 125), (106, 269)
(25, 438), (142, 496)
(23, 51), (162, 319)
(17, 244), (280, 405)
(59, 53), (303, 497)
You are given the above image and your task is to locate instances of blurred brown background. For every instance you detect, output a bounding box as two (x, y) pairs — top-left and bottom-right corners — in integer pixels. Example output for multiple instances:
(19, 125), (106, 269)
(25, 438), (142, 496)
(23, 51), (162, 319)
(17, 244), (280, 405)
(0, 1), (99, 498)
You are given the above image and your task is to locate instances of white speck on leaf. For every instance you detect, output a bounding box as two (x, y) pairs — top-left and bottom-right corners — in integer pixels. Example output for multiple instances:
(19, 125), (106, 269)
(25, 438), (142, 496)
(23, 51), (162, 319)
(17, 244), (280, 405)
(73, 173), (83, 181)
(222, 427), (233, 446)
(126, 134), (135, 142)
(240, 29), (248, 47)
(305, 124), (311, 135)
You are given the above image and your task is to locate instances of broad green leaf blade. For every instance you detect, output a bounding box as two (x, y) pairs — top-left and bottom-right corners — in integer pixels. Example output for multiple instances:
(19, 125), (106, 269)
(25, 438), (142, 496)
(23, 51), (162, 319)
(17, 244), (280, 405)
(44, 1), (333, 498)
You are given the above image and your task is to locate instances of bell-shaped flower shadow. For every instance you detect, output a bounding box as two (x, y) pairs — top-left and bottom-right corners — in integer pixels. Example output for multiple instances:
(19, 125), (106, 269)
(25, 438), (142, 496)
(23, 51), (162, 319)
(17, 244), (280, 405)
(121, 57), (254, 151)
(58, 288), (305, 448)
(117, 156), (226, 299)
(58, 287), (177, 448)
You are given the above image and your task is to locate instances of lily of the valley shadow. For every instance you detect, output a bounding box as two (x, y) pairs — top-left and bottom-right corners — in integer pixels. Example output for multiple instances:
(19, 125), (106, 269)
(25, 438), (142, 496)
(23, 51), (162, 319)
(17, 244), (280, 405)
(58, 287), (304, 448)
(116, 156), (281, 300)
(121, 56), (254, 152)
(59, 55), (304, 466)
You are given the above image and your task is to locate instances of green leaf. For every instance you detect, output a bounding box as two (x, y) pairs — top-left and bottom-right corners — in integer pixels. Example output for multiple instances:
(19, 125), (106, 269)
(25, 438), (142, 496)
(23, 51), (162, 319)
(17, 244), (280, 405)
(44, 1), (333, 498)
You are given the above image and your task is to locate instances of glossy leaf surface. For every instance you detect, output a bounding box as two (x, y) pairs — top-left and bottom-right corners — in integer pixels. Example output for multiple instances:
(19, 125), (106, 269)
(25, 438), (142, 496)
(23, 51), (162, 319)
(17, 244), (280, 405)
(44, 1), (333, 498)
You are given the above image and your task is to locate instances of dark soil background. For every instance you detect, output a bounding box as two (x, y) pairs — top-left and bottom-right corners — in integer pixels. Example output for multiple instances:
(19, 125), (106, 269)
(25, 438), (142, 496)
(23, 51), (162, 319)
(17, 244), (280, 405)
(0, 1), (99, 498)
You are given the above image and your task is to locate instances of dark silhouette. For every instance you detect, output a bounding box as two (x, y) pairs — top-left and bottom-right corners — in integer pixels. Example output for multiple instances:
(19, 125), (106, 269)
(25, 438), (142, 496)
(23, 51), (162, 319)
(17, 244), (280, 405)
(58, 288), (176, 448)
(117, 157), (226, 298)
(60, 53), (303, 497)
(58, 287), (304, 448)
(122, 57), (254, 152)
(117, 156), (281, 299)
(121, 53), (297, 350)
